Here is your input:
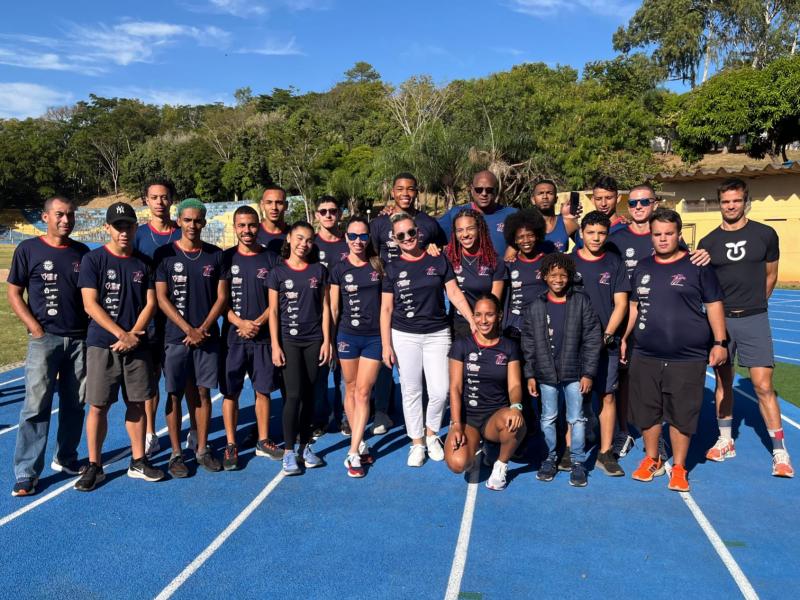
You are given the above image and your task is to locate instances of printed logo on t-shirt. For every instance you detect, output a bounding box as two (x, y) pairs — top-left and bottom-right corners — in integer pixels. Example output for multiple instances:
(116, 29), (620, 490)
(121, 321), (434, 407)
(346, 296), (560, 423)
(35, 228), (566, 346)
(495, 353), (508, 366)
(231, 265), (240, 275)
(256, 267), (268, 279)
(399, 271), (407, 278)
(43, 260), (54, 271)
(345, 273), (354, 283)
(599, 272), (611, 285)
(454, 265), (463, 274)
(670, 274), (687, 287)
(478, 265), (491, 276)
(72, 261), (81, 273)
(626, 248), (635, 258)
(641, 274), (650, 285)
(106, 269), (116, 280)
(309, 276), (319, 289)
(468, 352), (478, 361)
(496, 223), (504, 232)
(133, 270), (144, 283)
(285, 279), (294, 290)
(511, 270), (519, 279)
(370, 271), (379, 281)
(202, 264), (215, 277)
(173, 262), (184, 273)
(426, 266), (437, 276)
(725, 240), (747, 262)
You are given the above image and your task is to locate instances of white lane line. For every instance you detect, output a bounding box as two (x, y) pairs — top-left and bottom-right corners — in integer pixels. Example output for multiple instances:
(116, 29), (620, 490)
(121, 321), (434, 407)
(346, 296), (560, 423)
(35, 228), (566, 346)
(774, 354), (800, 364)
(155, 470), (286, 600)
(444, 466), (480, 600)
(704, 372), (800, 430)
(767, 310), (800, 316)
(0, 408), (59, 437)
(0, 376), (24, 388)
(0, 393), (222, 528)
(770, 318), (800, 324)
(774, 338), (800, 345)
(664, 462), (759, 600)
(771, 327), (800, 333)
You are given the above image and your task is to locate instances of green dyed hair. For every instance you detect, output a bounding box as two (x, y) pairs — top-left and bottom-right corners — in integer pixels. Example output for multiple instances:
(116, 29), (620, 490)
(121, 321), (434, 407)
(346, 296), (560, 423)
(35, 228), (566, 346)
(177, 198), (206, 219)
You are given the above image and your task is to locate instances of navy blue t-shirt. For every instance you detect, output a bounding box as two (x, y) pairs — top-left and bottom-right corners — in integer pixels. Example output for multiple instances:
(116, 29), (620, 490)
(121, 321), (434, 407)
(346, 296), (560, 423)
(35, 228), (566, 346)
(608, 226), (655, 280)
(631, 254), (724, 361)
(370, 211), (446, 264)
(267, 261), (328, 342)
(330, 258), (382, 336)
(503, 251), (547, 334)
(545, 215), (571, 252)
(440, 203), (517, 256)
(546, 296), (567, 363)
(7, 237), (90, 337)
(382, 253), (455, 334)
(450, 335), (520, 417)
(256, 223), (287, 254)
(451, 251), (506, 326)
(154, 241), (225, 344)
(572, 250), (631, 331)
(315, 236), (349, 270)
(223, 247), (277, 345)
(133, 223), (180, 260)
(78, 246), (153, 348)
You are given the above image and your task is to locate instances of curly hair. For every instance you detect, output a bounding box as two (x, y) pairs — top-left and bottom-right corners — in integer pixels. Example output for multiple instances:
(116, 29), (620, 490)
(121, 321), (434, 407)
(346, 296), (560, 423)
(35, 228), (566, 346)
(539, 252), (576, 282)
(445, 208), (497, 271)
(503, 208), (546, 250)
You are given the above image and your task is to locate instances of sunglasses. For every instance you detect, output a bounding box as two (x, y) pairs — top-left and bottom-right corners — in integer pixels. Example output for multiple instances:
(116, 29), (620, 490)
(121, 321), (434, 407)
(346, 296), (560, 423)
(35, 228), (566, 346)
(394, 228), (418, 242)
(628, 198), (655, 208)
(346, 232), (370, 242)
(473, 187), (496, 195)
(317, 208), (338, 216)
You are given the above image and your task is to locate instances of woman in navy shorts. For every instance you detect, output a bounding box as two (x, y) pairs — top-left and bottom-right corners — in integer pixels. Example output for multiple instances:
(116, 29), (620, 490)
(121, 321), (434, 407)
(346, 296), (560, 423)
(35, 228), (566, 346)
(330, 216), (383, 477)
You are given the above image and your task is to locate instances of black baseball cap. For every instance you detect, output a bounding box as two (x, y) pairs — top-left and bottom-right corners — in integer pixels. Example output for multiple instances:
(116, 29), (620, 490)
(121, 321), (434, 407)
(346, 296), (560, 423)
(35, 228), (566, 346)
(106, 202), (138, 225)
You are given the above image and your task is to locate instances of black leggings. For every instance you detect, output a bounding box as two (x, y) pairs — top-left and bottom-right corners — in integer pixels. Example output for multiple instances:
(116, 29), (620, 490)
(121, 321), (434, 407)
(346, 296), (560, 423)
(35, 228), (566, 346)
(281, 339), (322, 448)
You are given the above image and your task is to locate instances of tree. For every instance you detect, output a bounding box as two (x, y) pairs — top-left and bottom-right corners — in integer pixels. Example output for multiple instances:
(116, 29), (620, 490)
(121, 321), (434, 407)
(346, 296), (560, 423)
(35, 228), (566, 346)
(327, 145), (380, 215)
(0, 118), (66, 207)
(344, 61), (381, 83)
(386, 75), (453, 146)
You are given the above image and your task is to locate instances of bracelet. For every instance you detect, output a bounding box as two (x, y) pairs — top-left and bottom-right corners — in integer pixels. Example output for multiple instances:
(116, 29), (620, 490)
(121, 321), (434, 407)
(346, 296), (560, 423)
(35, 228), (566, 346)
(449, 421), (462, 427)
(509, 403), (523, 411)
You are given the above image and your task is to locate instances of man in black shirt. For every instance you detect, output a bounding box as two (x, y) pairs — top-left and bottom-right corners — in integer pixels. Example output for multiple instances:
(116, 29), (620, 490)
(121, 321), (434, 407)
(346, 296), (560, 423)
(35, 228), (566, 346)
(698, 178), (793, 477)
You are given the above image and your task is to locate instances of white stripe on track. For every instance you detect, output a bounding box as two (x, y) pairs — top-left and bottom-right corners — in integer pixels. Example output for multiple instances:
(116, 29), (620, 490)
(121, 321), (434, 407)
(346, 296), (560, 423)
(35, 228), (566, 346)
(0, 393), (222, 528)
(769, 318), (800, 324)
(154, 470), (286, 600)
(444, 466), (480, 600)
(774, 338), (800, 345)
(704, 372), (800, 431)
(771, 327), (800, 333)
(0, 408), (59, 437)
(0, 376), (24, 387)
(774, 354), (800, 364)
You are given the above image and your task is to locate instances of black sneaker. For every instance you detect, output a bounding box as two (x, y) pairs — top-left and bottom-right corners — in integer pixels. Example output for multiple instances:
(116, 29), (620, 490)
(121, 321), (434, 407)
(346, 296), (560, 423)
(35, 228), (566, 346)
(311, 424), (327, 440)
(223, 444), (239, 471)
(51, 457), (81, 475)
(256, 438), (284, 460)
(168, 453), (189, 478)
(570, 463), (588, 487)
(128, 457), (165, 482)
(558, 447), (572, 472)
(596, 450), (625, 477)
(11, 477), (38, 497)
(197, 446), (222, 472)
(74, 462), (105, 492)
(537, 459), (558, 482)
(340, 419), (352, 437)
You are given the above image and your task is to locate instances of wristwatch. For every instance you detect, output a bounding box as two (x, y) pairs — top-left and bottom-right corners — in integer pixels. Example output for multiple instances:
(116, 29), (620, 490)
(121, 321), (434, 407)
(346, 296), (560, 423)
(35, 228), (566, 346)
(712, 340), (729, 348)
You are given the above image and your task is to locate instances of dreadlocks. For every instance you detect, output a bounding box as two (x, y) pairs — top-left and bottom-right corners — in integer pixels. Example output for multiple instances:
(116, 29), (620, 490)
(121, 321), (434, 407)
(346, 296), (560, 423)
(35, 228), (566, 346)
(445, 208), (497, 271)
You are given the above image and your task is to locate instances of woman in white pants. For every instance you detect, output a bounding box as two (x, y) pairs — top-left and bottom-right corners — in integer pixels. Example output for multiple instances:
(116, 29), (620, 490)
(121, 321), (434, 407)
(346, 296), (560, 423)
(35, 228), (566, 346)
(380, 212), (475, 467)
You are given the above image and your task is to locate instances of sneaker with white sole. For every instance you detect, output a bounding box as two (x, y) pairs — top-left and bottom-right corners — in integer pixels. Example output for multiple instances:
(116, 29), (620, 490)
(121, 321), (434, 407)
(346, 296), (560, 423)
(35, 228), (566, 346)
(302, 445), (324, 468)
(371, 411), (393, 435)
(772, 449), (794, 478)
(185, 429), (198, 452)
(145, 433), (161, 458)
(358, 440), (374, 465)
(426, 434), (444, 461)
(407, 444), (426, 467)
(50, 457), (81, 475)
(128, 457), (165, 482)
(74, 462), (105, 492)
(283, 450), (301, 475)
(486, 461), (508, 491)
(706, 436), (736, 462)
(613, 432), (634, 457)
(344, 453), (365, 478)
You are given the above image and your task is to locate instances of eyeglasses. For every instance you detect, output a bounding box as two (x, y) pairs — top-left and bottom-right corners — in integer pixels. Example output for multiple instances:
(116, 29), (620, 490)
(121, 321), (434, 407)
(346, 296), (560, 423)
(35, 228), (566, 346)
(394, 228), (418, 242)
(346, 232), (370, 242)
(473, 187), (496, 195)
(628, 198), (655, 208)
(317, 208), (338, 216)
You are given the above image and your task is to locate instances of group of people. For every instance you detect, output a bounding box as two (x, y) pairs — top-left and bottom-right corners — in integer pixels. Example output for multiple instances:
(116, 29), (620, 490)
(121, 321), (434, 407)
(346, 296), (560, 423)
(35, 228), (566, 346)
(8, 169), (793, 497)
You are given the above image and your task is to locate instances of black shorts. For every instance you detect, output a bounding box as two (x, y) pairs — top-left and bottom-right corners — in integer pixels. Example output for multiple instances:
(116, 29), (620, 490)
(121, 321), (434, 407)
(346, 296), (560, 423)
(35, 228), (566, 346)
(86, 346), (156, 406)
(628, 354), (706, 435)
(221, 342), (274, 397)
(465, 406), (506, 437)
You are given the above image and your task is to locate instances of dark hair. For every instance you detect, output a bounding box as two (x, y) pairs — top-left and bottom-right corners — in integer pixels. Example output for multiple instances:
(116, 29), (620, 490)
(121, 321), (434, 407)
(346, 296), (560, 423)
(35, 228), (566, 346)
(717, 177), (749, 202)
(346, 215), (384, 277)
(649, 208), (682, 231)
(43, 195), (75, 212)
(315, 195), (339, 209)
(580, 210), (611, 231)
(629, 182), (657, 198)
(143, 177), (176, 202)
(280, 220), (316, 260)
(392, 172), (417, 186)
(233, 205), (259, 220)
(533, 179), (558, 195)
(473, 293), (503, 335)
(592, 175), (619, 194)
(539, 252), (576, 282)
(262, 185), (287, 199)
(445, 209), (497, 271)
(503, 208), (546, 249)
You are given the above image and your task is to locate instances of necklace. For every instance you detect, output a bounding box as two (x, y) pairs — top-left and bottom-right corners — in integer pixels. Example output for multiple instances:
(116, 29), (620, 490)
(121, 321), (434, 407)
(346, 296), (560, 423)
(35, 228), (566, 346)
(462, 252), (479, 267)
(149, 223), (178, 248)
(177, 241), (202, 261)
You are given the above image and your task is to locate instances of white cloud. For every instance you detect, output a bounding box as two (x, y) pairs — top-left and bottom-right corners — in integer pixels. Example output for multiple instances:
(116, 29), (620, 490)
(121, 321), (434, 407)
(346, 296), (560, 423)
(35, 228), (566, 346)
(0, 83), (73, 119)
(207, 0), (268, 17)
(492, 47), (525, 57)
(239, 36), (304, 56)
(506, 0), (635, 17)
(98, 86), (231, 107)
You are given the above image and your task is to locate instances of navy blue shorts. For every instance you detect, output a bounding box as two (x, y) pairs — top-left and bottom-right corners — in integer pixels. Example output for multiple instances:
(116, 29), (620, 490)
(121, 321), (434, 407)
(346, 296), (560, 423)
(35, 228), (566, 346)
(164, 342), (219, 394)
(336, 332), (382, 361)
(222, 342), (274, 397)
(594, 349), (620, 396)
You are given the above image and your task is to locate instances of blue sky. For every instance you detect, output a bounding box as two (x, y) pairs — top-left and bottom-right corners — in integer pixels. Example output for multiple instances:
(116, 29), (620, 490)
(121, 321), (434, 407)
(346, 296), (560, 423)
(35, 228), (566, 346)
(0, 0), (645, 119)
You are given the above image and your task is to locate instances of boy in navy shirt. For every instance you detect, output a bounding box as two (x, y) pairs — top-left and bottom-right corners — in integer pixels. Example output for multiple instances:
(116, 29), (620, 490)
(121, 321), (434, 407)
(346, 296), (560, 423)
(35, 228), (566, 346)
(256, 185), (290, 253)
(74, 203), (164, 491)
(8, 196), (89, 497)
(155, 199), (228, 477)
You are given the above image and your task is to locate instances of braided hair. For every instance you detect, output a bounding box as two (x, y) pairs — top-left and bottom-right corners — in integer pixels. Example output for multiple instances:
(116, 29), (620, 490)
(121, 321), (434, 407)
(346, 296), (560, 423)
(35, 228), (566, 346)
(445, 208), (497, 271)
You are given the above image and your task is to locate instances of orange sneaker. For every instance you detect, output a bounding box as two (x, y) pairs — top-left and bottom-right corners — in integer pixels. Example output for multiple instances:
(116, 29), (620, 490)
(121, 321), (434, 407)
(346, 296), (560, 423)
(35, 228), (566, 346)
(632, 456), (665, 482)
(772, 450), (795, 478)
(668, 464), (690, 492)
(706, 437), (736, 462)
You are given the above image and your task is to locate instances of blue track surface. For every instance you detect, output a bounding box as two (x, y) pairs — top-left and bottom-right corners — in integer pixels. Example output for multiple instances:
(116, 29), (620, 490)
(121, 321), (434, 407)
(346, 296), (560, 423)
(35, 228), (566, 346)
(1, 292), (799, 599)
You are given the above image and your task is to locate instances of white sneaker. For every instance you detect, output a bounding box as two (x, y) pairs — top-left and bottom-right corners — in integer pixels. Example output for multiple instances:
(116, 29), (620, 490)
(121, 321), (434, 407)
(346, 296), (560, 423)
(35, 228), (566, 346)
(486, 461), (508, 491)
(185, 429), (198, 452)
(371, 412), (393, 435)
(426, 434), (444, 461)
(613, 432), (634, 457)
(145, 433), (161, 458)
(772, 449), (795, 478)
(407, 444), (426, 467)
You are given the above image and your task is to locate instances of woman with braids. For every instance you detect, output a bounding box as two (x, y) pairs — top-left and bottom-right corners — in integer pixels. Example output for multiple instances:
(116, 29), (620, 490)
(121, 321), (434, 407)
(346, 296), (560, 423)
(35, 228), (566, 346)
(445, 208), (506, 339)
(329, 216), (384, 478)
(267, 221), (332, 476)
(445, 294), (526, 491)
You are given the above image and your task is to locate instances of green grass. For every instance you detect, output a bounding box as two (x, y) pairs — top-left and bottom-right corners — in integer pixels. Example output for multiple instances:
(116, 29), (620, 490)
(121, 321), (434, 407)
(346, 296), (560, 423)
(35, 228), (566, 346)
(0, 245), (15, 271)
(0, 283), (28, 366)
(736, 362), (800, 408)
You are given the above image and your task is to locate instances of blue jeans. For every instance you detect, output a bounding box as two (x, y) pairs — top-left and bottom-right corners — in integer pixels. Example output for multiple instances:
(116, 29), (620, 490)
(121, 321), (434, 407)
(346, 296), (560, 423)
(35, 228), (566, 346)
(540, 381), (586, 464)
(14, 333), (86, 481)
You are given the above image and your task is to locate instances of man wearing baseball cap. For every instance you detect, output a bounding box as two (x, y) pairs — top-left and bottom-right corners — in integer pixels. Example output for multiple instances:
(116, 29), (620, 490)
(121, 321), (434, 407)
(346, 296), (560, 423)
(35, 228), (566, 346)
(74, 202), (164, 490)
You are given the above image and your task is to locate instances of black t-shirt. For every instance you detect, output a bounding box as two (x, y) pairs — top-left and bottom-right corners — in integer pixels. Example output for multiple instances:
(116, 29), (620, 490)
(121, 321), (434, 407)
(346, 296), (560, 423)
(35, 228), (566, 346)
(546, 296), (567, 363)
(223, 247), (277, 345)
(315, 236), (349, 270)
(631, 254), (724, 361)
(267, 261), (329, 342)
(330, 258), (382, 336)
(698, 220), (779, 312)
(503, 251), (547, 333)
(370, 211), (446, 264)
(154, 241), (225, 344)
(256, 223), (287, 255)
(451, 252), (506, 326)
(78, 246), (154, 348)
(7, 237), (90, 337)
(572, 250), (631, 331)
(449, 335), (520, 416)
(608, 226), (655, 281)
(382, 253), (455, 334)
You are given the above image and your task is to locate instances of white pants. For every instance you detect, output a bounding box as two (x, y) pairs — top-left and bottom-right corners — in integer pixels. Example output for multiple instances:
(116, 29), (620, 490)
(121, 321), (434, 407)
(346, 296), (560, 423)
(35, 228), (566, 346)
(391, 327), (451, 440)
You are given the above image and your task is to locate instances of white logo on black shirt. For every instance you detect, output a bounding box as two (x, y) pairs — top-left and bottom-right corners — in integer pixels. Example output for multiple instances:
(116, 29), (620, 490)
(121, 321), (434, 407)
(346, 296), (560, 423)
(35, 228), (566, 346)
(106, 269), (116, 280)
(231, 265), (240, 275)
(725, 240), (747, 262)
(43, 260), (54, 271)
(285, 279), (294, 290)
(174, 262), (184, 273)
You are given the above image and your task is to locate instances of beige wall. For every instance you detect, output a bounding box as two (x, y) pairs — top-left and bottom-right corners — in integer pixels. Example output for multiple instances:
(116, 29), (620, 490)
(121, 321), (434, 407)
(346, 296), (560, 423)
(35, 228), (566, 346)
(661, 174), (800, 206)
